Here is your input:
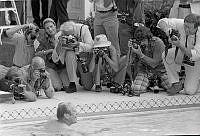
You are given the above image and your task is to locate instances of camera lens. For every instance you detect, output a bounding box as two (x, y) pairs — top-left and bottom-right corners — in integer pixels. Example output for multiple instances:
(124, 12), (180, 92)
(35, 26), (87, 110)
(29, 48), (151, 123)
(39, 69), (45, 73)
(30, 33), (37, 40)
(14, 78), (21, 84)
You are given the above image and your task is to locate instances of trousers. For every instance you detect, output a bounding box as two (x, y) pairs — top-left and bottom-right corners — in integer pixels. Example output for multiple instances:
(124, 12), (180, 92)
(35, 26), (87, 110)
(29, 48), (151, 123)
(162, 48), (200, 95)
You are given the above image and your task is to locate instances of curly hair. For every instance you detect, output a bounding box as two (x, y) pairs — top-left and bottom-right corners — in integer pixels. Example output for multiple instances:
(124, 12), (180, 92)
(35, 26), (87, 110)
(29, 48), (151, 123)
(134, 26), (153, 41)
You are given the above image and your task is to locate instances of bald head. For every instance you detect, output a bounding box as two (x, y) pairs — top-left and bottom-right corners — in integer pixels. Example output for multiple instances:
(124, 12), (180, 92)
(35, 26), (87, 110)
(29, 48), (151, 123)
(31, 56), (45, 70)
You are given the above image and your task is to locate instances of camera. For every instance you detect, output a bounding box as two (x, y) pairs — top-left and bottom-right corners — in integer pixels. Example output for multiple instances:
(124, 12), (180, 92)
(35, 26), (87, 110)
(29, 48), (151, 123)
(128, 39), (141, 49)
(77, 56), (89, 73)
(10, 78), (25, 100)
(25, 27), (39, 40)
(169, 29), (180, 41)
(182, 55), (195, 66)
(117, 12), (129, 24)
(59, 35), (77, 47)
(111, 6), (117, 12)
(39, 69), (47, 79)
(93, 47), (109, 57)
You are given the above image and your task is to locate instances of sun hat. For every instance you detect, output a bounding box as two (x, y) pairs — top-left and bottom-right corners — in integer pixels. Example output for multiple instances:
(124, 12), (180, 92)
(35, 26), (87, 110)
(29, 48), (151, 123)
(93, 34), (111, 48)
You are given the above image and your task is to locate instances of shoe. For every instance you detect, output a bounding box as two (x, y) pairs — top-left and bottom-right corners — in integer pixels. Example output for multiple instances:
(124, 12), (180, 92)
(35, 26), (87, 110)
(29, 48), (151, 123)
(167, 82), (183, 96)
(110, 86), (119, 93)
(61, 86), (68, 92)
(95, 85), (102, 92)
(66, 82), (77, 93)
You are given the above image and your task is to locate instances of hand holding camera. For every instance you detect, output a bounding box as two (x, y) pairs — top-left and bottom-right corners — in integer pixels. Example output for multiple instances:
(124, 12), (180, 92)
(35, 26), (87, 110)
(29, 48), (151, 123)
(39, 69), (48, 80)
(59, 35), (79, 50)
(93, 47), (109, 58)
(128, 39), (143, 57)
(169, 29), (181, 47)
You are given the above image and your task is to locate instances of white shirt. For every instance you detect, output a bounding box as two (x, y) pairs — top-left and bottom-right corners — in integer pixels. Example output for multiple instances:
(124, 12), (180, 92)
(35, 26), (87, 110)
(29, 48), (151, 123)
(89, 0), (116, 11)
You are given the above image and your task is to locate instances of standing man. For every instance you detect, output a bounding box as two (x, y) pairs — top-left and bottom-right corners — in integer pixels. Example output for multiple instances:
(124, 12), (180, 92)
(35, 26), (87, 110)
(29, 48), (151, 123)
(49, 0), (70, 26)
(31, 0), (49, 27)
(89, 0), (121, 57)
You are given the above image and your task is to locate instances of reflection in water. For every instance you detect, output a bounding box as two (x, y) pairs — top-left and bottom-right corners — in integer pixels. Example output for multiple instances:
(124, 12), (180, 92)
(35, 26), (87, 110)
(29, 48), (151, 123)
(1, 108), (200, 136)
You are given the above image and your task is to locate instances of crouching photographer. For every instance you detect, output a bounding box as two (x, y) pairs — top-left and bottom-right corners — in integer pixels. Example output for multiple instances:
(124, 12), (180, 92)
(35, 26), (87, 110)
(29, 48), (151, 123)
(130, 26), (171, 95)
(52, 21), (93, 93)
(161, 14), (200, 95)
(80, 34), (128, 93)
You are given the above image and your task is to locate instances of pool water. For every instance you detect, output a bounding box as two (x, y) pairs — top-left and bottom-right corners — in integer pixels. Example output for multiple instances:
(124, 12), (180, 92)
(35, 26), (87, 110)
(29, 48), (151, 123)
(1, 107), (200, 136)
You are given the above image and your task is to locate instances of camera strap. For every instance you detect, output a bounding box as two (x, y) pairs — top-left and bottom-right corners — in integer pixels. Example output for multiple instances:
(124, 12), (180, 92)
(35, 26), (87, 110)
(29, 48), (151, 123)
(174, 31), (197, 62)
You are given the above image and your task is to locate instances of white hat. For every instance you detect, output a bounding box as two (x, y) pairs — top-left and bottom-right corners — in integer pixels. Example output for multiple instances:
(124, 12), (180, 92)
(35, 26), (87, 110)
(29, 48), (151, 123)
(93, 34), (111, 48)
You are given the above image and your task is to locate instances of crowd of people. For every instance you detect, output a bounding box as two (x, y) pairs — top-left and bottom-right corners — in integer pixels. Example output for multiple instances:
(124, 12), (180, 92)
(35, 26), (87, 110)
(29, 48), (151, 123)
(0, 0), (200, 102)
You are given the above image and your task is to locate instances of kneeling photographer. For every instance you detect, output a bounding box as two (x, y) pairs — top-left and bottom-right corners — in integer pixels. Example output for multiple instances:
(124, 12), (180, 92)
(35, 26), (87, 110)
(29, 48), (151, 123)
(130, 26), (171, 95)
(80, 34), (128, 92)
(161, 14), (200, 95)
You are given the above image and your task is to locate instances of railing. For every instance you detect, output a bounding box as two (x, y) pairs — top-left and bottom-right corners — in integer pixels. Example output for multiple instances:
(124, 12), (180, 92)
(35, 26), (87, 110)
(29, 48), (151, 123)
(1, 94), (200, 121)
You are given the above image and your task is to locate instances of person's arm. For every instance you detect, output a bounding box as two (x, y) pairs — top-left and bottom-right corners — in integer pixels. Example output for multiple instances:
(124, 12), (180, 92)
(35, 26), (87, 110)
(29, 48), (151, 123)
(103, 46), (119, 72)
(133, 38), (165, 68)
(51, 32), (62, 62)
(5, 23), (36, 38)
(42, 72), (55, 98)
(78, 25), (94, 52)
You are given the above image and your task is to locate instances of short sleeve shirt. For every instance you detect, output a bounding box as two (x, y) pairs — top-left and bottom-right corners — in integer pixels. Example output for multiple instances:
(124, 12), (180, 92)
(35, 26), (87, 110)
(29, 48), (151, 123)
(12, 33), (35, 67)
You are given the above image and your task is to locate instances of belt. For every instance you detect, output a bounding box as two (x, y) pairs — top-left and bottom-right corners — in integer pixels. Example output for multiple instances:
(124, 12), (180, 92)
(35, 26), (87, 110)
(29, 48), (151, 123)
(97, 8), (117, 13)
(13, 64), (22, 68)
(179, 4), (190, 8)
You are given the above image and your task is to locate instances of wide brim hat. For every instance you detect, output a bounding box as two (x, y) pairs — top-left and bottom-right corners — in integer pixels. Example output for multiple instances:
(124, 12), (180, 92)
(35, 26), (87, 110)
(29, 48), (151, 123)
(93, 34), (111, 48)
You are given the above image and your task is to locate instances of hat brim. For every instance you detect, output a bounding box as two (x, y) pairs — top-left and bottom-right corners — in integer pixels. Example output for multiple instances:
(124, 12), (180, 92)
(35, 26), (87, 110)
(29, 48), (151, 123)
(93, 41), (111, 48)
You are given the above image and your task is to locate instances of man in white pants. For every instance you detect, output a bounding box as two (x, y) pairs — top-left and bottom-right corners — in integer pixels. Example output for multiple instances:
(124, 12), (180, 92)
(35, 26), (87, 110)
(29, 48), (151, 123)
(159, 14), (200, 95)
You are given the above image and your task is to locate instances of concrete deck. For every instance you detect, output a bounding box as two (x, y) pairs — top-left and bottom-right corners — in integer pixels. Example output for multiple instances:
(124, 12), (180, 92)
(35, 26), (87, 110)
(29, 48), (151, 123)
(1, 85), (200, 122)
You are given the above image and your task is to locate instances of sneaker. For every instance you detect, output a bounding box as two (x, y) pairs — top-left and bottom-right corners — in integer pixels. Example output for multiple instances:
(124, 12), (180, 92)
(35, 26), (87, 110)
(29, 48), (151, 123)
(66, 82), (77, 93)
(167, 82), (183, 96)
(95, 85), (102, 92)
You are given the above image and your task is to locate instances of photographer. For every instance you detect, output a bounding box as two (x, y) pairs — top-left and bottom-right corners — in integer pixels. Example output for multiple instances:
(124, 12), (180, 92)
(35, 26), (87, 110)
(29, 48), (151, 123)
(81, 34), (128, 92)
(0, 67), (35, 101)
(19, 56), (55, 102)
(162, 14), (200, 95)
(4, 23), (39, 67)
(35, 18), (68, 92)
(130, 26), (171, 94)
(52, 21), (93, 93)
